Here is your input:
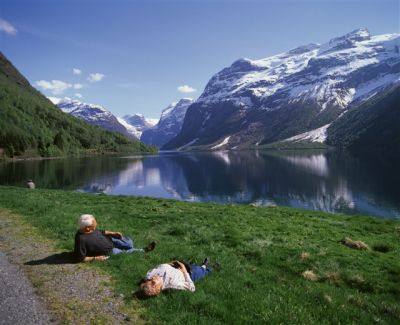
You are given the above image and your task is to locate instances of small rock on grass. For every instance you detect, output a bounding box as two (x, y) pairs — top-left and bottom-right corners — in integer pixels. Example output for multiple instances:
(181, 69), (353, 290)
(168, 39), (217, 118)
(323, 294), (332, 304)
(340, 237), (370, 250)
(300, 252), (310, 260)
(302, 270), (318, 281)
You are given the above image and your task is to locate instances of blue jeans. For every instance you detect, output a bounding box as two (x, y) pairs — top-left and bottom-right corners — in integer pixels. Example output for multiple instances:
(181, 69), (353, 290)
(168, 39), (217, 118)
(111, 236), (144, 255)
(190, 264), (212, 282)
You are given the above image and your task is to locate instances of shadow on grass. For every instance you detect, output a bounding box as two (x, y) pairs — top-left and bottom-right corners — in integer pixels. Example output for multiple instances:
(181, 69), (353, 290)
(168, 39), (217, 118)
(25, 252), (79, 265)
(133, 288), (181, 300)
(133, 290), (153, 300)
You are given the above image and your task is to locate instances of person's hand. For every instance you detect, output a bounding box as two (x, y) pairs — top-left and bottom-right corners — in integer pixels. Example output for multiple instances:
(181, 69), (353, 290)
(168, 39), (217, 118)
(169, 260), (181, 268)
(113, 231), (123, 239)
(105, 230), (123, 239)
(84, 255), (109, 262)
(175, 261), (187, 272)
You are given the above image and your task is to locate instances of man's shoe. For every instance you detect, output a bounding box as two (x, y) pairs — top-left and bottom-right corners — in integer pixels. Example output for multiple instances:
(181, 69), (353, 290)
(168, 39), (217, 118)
(144, 241), (156, 252)
(202, 257), (209, 267)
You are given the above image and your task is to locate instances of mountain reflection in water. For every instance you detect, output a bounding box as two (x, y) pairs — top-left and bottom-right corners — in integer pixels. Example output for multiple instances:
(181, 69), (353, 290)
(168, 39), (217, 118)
(0, 150), (399, 218)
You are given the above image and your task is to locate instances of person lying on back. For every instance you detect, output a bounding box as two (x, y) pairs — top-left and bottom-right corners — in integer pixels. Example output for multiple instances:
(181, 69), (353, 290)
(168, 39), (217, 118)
(74, 214), (155, 262)
(140, 258), (212, 297)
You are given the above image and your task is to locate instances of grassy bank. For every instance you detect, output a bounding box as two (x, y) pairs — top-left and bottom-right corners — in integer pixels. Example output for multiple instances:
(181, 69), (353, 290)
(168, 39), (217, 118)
(0, 186), (399, 324)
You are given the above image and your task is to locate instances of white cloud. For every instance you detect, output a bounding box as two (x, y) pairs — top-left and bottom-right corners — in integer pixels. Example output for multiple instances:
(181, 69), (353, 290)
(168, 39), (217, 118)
(36, 80), (72, 95)
(87, 73), (105, 82)
(73, 83), (83, 89)
(72, 68), (82, 75)
(0, 18), (17, 35)
(75, 93), (83, 98)
(177, 85), (196, 93)
(47, 96), (62, 105)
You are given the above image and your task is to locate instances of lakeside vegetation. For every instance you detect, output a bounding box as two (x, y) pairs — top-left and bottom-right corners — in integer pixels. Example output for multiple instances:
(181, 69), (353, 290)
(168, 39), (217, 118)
(0, 186), (399, 324)
(0, 52), (156, 159)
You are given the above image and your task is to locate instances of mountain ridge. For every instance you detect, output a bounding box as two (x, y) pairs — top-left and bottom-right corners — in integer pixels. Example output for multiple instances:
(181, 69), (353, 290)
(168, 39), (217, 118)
(164, 28), (400, 150)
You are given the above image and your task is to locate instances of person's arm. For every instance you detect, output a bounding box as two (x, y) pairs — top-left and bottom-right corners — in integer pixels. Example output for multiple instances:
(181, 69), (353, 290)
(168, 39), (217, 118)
(82, 255), (109, 262)
(74, 232), (86, 262)
(103, 230), (123, 239)
(175, 261), (195, 292)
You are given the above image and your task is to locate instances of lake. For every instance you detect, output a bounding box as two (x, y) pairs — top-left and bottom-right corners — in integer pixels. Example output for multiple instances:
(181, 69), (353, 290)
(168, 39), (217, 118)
(1, 150), (399, 219)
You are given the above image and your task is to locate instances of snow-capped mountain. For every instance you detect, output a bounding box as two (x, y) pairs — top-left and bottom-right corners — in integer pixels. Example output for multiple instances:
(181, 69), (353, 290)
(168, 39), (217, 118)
(49, 97), (136, 139)
(118, 114), (157, 139)
(164, 28), (400, 150)
(141, 98), (193, 147)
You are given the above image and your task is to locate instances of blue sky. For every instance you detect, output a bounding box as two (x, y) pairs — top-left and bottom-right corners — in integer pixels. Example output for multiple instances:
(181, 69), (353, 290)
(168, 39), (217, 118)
(1, 0), (398, 119)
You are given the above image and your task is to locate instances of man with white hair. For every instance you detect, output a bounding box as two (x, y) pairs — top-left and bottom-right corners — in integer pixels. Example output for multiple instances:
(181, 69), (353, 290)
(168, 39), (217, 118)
(74, 214), (155, 262)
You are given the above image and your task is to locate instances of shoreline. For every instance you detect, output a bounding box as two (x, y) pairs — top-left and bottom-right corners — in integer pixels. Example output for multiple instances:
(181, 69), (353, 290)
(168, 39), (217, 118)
(0, 149), (158, 163)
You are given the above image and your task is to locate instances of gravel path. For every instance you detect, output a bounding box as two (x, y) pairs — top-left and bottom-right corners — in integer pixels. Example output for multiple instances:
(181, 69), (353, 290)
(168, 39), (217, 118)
(0, 251), (53, 325)
(0, 209), (142, 324)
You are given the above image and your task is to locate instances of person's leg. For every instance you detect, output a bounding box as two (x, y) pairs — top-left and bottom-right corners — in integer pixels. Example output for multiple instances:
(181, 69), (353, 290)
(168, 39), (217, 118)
(125, 247), (144, 253)
(111, 236), (134, 250)
(111, 237), (144, 253)
(111, 247), (124, 255)
(190, 264), (213, 282)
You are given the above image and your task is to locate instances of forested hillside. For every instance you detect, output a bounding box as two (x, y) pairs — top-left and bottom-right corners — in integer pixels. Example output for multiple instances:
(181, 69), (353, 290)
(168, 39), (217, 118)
(0, 52), (155, 158)
(326, 85), (400, 150)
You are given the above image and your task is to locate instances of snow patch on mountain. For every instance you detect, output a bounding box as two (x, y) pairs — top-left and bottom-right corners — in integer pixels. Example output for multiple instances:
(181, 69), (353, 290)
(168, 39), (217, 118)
(352, 74), (400, 102)
(177, 138), (199, 151)
(283, 124), (330, 144)
(117, 117), (142, 139)
(141, 98), (194, 147)
(50, 96), (134, 138)
(55, 97), (114, 120)
(211, 136), (231, 149)
(119, 114), (157, 139)
(160, 98), (193, 122)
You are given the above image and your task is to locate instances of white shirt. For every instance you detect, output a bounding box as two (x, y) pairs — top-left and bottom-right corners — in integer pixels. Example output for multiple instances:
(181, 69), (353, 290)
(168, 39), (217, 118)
(145, 264), (195, 292)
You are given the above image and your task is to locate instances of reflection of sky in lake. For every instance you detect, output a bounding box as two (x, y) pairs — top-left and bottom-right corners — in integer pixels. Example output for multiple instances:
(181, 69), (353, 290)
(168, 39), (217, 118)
(73, 150), (400, 219)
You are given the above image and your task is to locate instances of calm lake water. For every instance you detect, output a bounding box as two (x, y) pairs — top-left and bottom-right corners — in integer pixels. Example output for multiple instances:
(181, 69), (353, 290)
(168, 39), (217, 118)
(1, 150), (399, 219)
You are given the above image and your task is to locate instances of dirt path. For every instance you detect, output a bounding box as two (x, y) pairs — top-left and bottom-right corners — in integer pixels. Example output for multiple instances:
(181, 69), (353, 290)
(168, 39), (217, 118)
(0, 251), (53, 325)
(0, 209), (142, 324)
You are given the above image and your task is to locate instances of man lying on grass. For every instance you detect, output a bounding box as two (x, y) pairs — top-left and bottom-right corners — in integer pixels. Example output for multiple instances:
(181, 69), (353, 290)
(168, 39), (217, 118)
(140, 259), (212, 297)
(74, 214), (156, 262)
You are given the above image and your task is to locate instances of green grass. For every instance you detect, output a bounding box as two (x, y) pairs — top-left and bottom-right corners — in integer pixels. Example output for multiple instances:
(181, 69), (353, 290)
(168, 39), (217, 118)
(0, 185), (399, 324)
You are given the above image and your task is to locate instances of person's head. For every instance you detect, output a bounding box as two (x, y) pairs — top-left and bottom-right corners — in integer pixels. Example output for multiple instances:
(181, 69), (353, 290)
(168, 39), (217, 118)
(140, 276), (163, 297)
(79, 214), (97, 233)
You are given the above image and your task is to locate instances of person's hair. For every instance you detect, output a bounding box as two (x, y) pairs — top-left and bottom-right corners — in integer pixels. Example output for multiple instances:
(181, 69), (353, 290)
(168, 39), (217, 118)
(140, 281), (162, 297)
(79, 214), (95, 228)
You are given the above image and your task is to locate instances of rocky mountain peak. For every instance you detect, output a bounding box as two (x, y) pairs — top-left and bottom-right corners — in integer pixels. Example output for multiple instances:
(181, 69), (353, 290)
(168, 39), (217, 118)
(50, 97), (134, 139)
(320, 28), (371, 54)
(140, 98), (194, 148)
(164, 29), (400, 150)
